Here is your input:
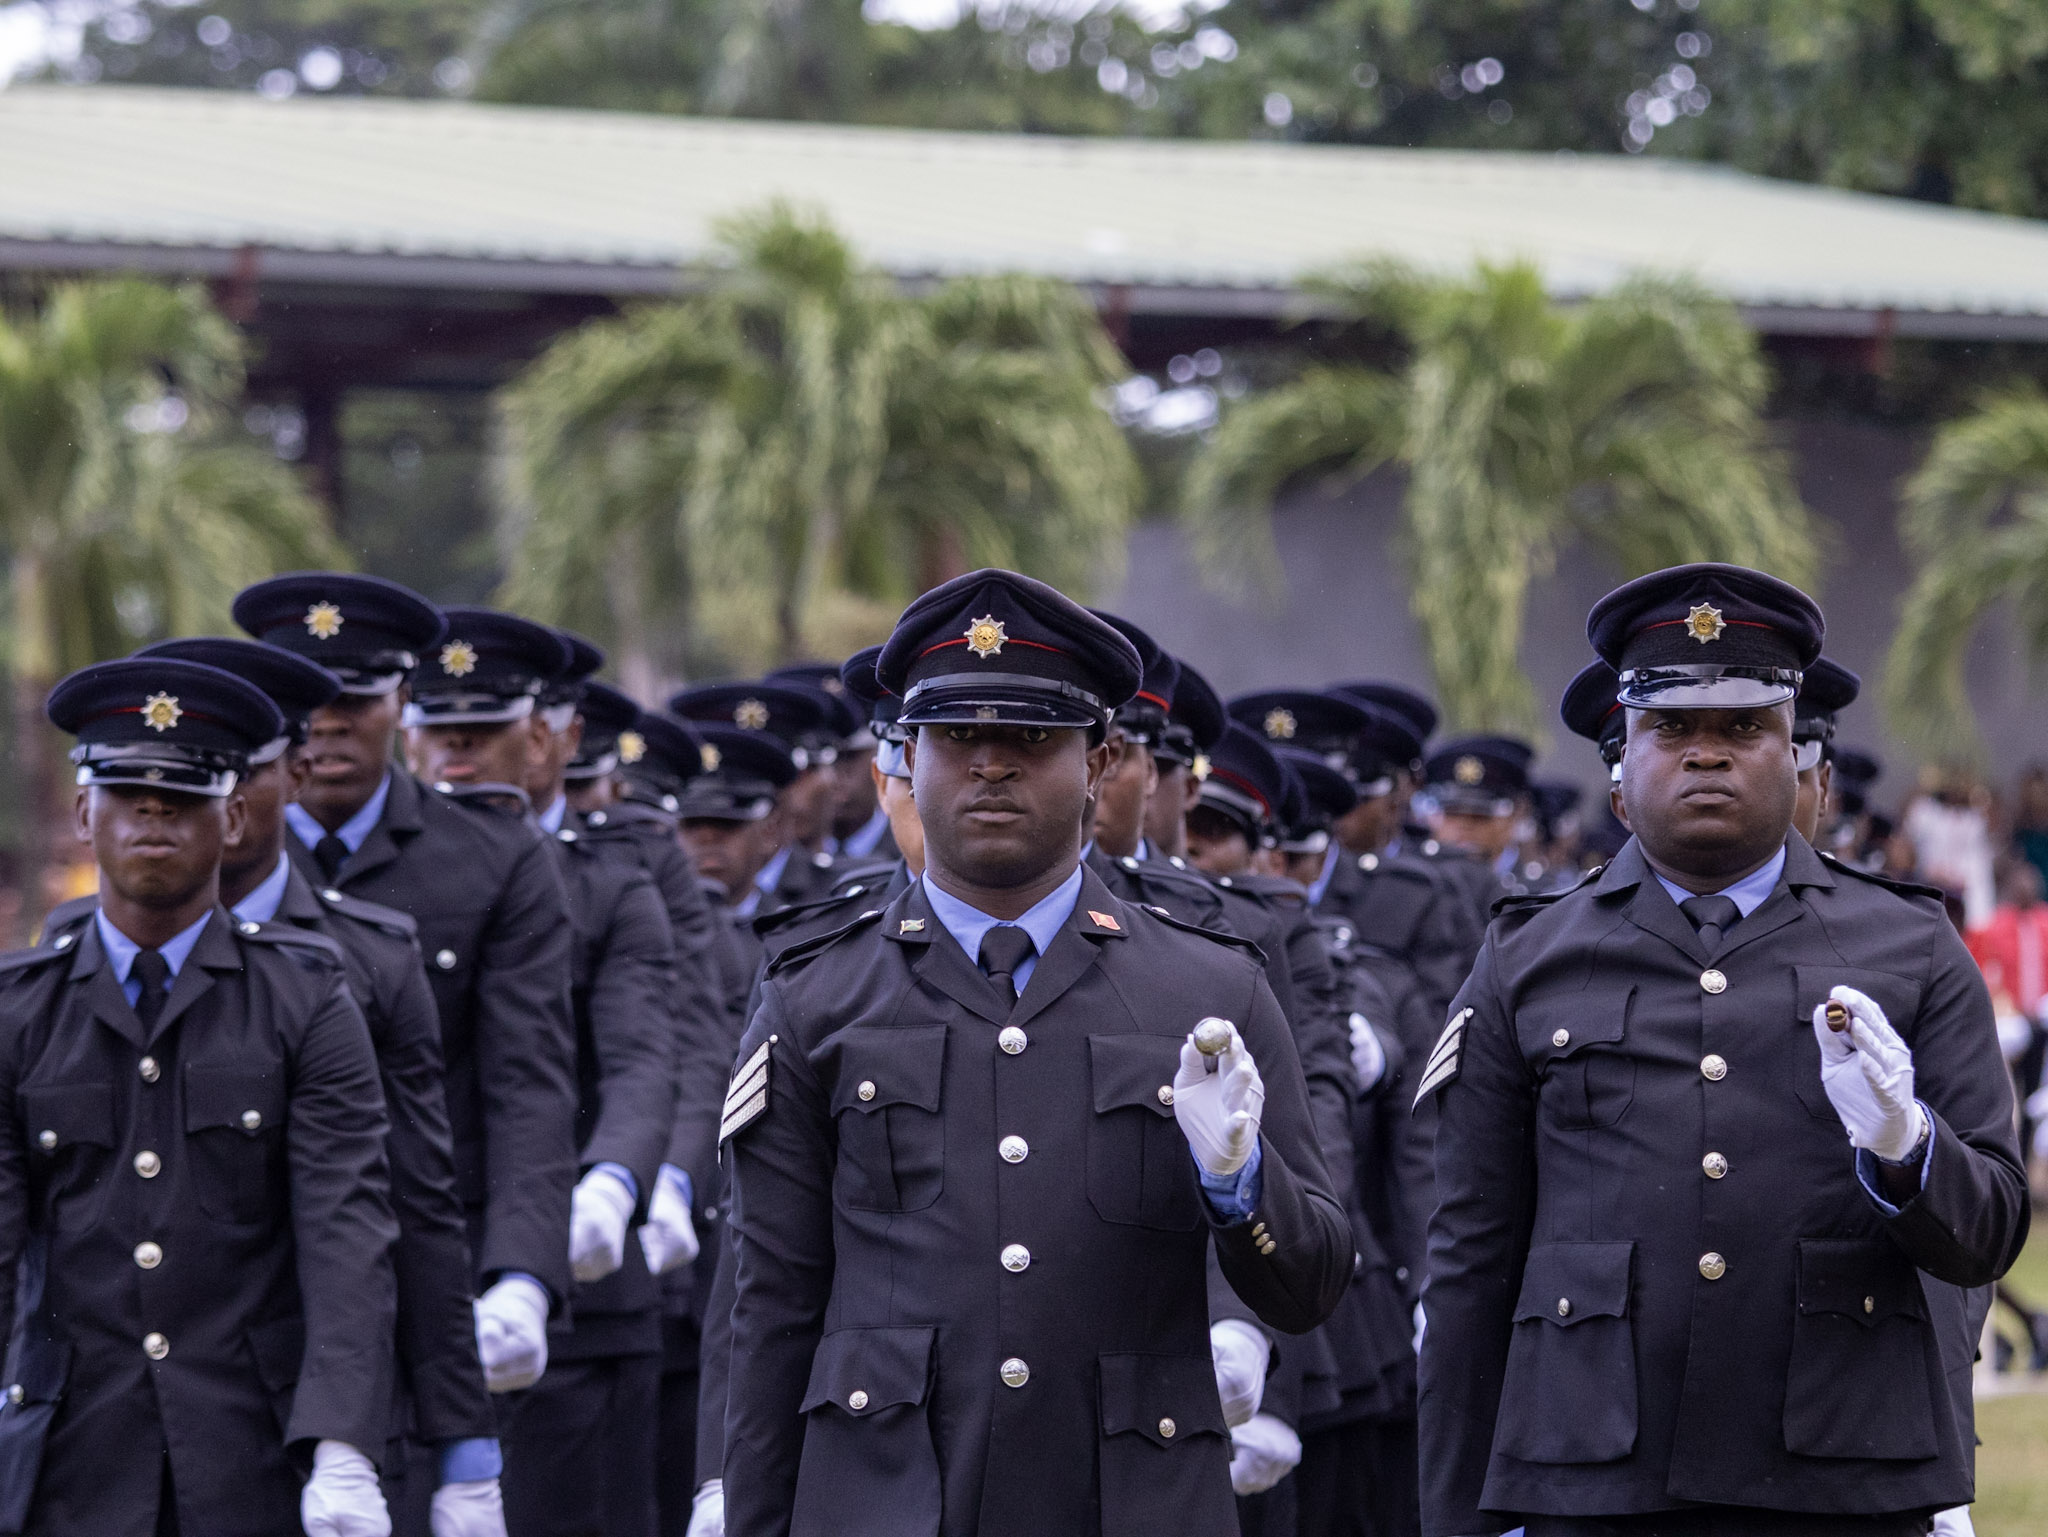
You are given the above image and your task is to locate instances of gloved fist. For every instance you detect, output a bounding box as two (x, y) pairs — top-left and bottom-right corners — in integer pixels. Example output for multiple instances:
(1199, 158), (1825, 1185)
(638, 1164), (701, 1276)
(569, 1167), (637, 1283)
(1209, 1319), (1271, 1428)
(429, 1478), (506, 1537)
(685, 1479), (725, 1537)
(473, 1275), (550, 1393)
(1813, 985), (1928, 1162)
(1347, 1012), (1387, 1093)
(1931, 1508), (1976, 1537)
(1227, 1413), (1302, 1496)
(1174, 1022), (1264, 1179)
(301, 1441), (390, 1537)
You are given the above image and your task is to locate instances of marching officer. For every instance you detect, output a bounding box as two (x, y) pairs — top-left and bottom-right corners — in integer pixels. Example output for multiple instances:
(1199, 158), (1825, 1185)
(720, 570), (1348, 1537)
(1420, 563), (2029, 1537)
(1560, 660), (1627, 792)
(765, 663), (893, 864)
(1415, 735), (1536, 918)
(0, 657), (399, 1535)
(232, 574), (578, 1402)
(1791, 658), (1861, 847)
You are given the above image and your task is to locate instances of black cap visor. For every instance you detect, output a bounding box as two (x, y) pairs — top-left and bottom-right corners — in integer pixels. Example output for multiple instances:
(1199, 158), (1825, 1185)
(74, 743), (243, 797)
(898, 673), (1106, 732)
(676, 783), (779, 822)
(403, 691), (539, 728)
(1617, 665), (1802, 710)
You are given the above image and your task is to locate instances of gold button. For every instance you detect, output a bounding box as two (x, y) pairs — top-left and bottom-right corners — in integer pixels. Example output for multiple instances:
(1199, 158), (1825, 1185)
(1700, 969), (1727, 995)
(240, 1109), (262, 1131)
(139, 1055), (160, 1083)
(1551, 1028), (1570, 1048)
(1700, 1054), (1727, 1082)
(1556, 1297), (1571, 1317)
(36, 1130), (56, 1151)
(1159, 1417), (1177, 1439)
(1702, 1152), (1729, 1179)
(857, 1081), (876, 1102)
(999, 1027), (1028, 1055)
(143, 1333), (168, 1360)
(1252, 1222), (1268, 1240)
(134, 1241), (163, 1270)
(1001, 1244), (1031, 1272)
(1157, 1085), (1174, 1106)
(1000, 1358), (1030, 1388)
(848, 1390), (869, 1411)
(1864, 1295), (1876, 1314)
(134, 1150), (161, 1178)
(999, 1136), (1028, 1164)
(1259, 1239), (1277, 1255)
(436, 950), (457, 970)
(1699, 1252), (1726, 1281)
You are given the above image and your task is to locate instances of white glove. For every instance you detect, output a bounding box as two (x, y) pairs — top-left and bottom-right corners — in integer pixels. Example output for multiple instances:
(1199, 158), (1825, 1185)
(1174, 1022), (1265, 1178)
(473, 1275), (550, 1393)
(1209, 1318), (1271, 1428)
(569, 1166), (637, 1283)
(1812, 985), (1929, 1162)
(1227, 1413), (1302, 1496)
(1347, 1012), (1387, 1092)
(1995, 1011), (2032, 1061)
(301, 1441), (390, 1537)
(1932, 1508), (1976, 1537)
(685, 1479), (725, 1537)
(637, 1163), (702, 1276)
(429, 1478), (506, 1537)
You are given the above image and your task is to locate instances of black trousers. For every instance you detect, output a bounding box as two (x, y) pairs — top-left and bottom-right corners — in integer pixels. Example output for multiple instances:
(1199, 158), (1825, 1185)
(654, 1363), (701, 1537)
(501, 1353), (662, 1537)
(1296, 1415), (1421, 1537)
(1522, 1513), (1935, 1537)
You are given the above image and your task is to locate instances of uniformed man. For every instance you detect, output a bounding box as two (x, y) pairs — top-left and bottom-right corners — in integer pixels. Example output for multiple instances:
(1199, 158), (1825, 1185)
(561, 680), (641, 816)
(1791, 658), (1860, 848)
(766, 663), (893, 864)
(1143, 659), (1226, 861)
(232, 575), (579, 1403)
(838, 646), (922, 881)
(1416, 735), (1536, 916)
(1420, 562), (2030, 1537)
(0, 657), (398, 1536)
(1561, 660), (1627, 791)
(670, 684), (842, 908)
(676, 727), (804, 933)
(721, 570), (1349, 1537)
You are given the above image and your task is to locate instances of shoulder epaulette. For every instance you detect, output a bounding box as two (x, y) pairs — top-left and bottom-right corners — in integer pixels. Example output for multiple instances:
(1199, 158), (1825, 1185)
(1135, 901), (1265, 960)
(1491, 866), (1599, 918)
(431, 780), (531, 818)
(765, 905), (887, 975)
(1214, 871), (1308, 909)
(1817, 850), (1947, 903)
(310, 885), (418, 941)
(36, 896), (96, 942)
(234, 919), (347, 966)
(0, 942), (74, 978)
(753, 885), (876, 939)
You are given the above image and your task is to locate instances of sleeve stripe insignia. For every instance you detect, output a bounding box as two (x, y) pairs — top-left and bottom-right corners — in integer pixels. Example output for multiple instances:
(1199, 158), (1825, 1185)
(1414, 1008), (1472, 1107)
(719, 1039), (773, 1144)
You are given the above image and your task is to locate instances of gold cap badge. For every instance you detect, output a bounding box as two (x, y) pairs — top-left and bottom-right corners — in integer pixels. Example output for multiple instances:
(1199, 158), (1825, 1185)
(617, 730), (646, 765)
(142, 692), (183, 732)
(1191, 752), (1212, 782)
(1454, 755), (1484, 786)
(1687, 603), (1727, 644)
(1263, 708), (1297, 740)
(439, 640), (477, 677)
(964, 615), (1007, 658)
(304, 602), (343, 639)
(700, 742), (722, 772)
(733, 699), (770, 730)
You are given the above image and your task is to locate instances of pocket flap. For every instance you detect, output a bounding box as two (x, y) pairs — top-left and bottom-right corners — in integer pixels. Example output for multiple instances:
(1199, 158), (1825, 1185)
(247, 1313), (304, 1393)
(1516, 989), (1632, 1064)
(3, 1335), (70, 1406)
(1793, 967), (1923, 1034)
(1099, 1352), (1228, 1447)
(19, 1083), (114, 1151)
(799, 1325), (936, 1415)
(1513, 1241), (1634, 1326)
(828, 1027), (946, 1116)
(185, 1066), (285, 1135)
(1797, 1239), (1927, 1328)
(1089, 1035), (1181, 1119)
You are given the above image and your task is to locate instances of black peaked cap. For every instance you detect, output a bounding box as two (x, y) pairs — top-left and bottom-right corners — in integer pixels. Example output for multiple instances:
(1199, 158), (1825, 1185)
(138, 636), (340, 747)
(1587, 562), (1823, 709)
(233, 571), (444, 693)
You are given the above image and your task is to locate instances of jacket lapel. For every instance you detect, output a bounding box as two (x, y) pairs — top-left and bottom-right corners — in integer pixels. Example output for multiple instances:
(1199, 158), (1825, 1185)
(72, 923), (146, 1052)
(1009, 868), (1127, 1029)
(885, 880), (1009, 1027)
(315, 766), (421, 889)
(1600, 840), (1711, 967)
(151, 908), (244, 1045)
(1713, 835), (1834, 962)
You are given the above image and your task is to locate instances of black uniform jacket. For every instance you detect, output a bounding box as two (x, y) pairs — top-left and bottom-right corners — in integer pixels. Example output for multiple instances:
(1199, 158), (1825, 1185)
(1316, 847), (1483, 1022)
(0, 910), (398, 1537)
(1419, 835), (2028, 1536)
(289, 767), (578, 1302)
(547, 822), (682, 1358)
(722, 868), (1348, 1537)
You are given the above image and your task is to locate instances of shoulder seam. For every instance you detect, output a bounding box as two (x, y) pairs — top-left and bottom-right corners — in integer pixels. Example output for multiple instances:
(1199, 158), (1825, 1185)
(766, 907), (886, 974)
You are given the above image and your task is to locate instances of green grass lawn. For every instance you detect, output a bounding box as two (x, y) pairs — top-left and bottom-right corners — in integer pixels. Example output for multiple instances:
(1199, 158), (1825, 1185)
(1976, 1229), (2048, 1537)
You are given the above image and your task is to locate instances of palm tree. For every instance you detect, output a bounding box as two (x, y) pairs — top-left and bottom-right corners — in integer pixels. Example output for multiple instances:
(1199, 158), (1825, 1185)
(1183, 261), (1817, 732)
(1885, 385), (2048, 758)
(0, 278), (342, 923)
(496, 204), (1139, 676)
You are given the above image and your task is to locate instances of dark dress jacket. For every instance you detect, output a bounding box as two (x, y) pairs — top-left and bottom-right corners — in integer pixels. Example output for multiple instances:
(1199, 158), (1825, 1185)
(1419, 835), (2028, 1536)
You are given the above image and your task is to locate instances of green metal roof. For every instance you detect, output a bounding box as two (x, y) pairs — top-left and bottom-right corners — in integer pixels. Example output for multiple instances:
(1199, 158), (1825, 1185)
(4, 83), (2048, 336)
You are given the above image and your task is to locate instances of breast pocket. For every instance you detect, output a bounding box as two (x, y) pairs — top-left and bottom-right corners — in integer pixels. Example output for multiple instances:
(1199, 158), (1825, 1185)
(184, 1066), (287, 1225)
(1088, 1035), (1202, 1232)
(1784, 1239), (1939, 1460)
(829, 1027), (946, 1214)
(1791, 967), (1925, 1124)
(1520, 989), (1636, 1132)
(791, 1326), (939, 1537)
(18, 1082), (115, 1229)
(1494, 1240), (1638, 1464)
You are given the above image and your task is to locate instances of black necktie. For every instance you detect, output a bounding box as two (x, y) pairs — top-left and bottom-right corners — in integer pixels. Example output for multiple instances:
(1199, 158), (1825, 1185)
(978, 927), (1037, 1011)
(132, 948), (171, 1034)
(1679, 894), (1742, 955)
(313, 834), (350, 882)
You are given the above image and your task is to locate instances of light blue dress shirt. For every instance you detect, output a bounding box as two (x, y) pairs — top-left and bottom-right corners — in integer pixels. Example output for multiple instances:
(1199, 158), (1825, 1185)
(284, 770), (392, 858)
(537, 794), (567, 835)
(1307, 843), (1342, 908)
(231, 852), (295, 925)
(837, 806), (893, 860)
(95, 908), (211, 1008)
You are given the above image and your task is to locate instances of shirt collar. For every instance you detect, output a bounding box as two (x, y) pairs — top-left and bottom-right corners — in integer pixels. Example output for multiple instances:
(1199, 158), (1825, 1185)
(1307, 842), (1342, 907)
(284, 770), (392, 856)
(538, 793), (568, 835)
(1654, 843), (1787, 919)
(921, 864), (1084, 968)
(840, 805), (892, 860)
(754, 846), (792, 896)
(94, 906), (214, 984)
(230, 852), (295, 926)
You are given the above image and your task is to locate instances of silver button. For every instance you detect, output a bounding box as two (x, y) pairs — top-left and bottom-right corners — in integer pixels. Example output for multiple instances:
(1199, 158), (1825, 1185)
(1703, 1152), (1728, 1179)
(1556, 1297), (1571, 1318)
(36, 1130), (55, 1151)
(1120, 856), (1139, 871)
(4, 1385), (20, 1405)
(134, 1150), (161, 1178)
(1001, 1244), (1031, 1272)
(998, 1027), (1028, 1055)
(1159, 1417), (1177, 1439)
(436, 950), (457, 970)
(238, 920), (260, 935)
(1157, 1085), (1174, 1107)
(1701, 1054), (1727, 1082)
(557, 829), (577, 843)
(1699, 1252), (1726, 1281)
(1864, 1296), (1875, 1315)
(848, 1390), (869, 1411)
(322, 889), (343, 902)
(240, 1109), (262, 1131)
(139, 1056), (160, 1083)
(857, 1080), (877, 1102)
(143, 1333), (168, 1360)
(589, 811), (607, 826)
(134, 1241), (162, 1270)
(1700, 969), (1727, 995)
(53, 933), (73, 951)
(1000, 1357), (1030, 1388)
(1551, 1028), (1570, 1048)
(1358, 853), (1379, 871)
(999, 1136), (1028, 1164)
